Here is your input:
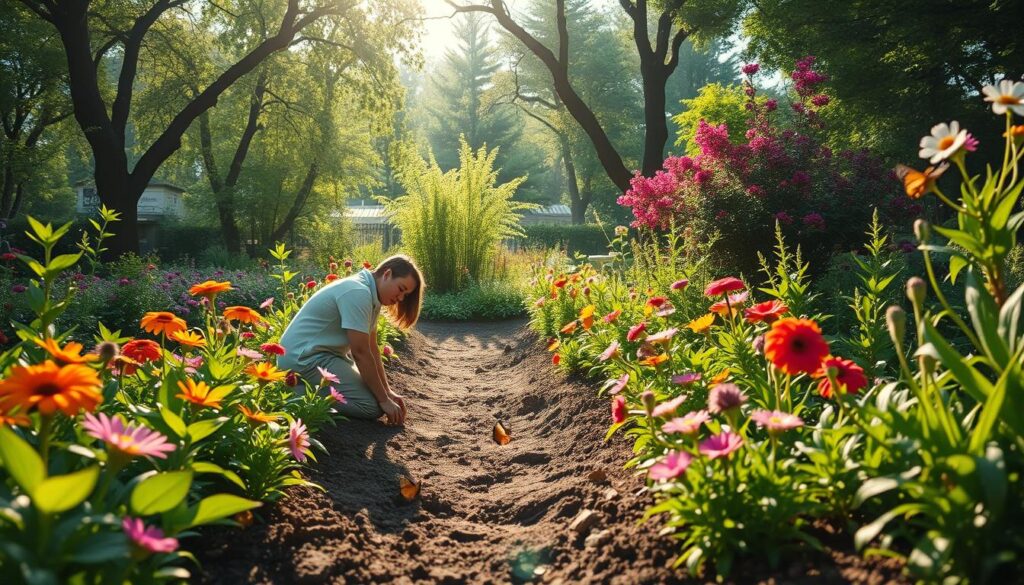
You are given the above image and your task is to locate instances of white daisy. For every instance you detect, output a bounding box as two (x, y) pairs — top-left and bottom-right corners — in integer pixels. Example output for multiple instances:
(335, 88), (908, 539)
(981, 79), (1024, 116)
(919, 121), (968, 164)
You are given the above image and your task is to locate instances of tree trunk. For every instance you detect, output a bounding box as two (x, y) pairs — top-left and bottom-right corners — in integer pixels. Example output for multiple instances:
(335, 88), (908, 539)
(559, 134), (588, 224)
(1, 162), (14, 219)
(640, 62), (670, 176)
(268, 162), (318, 243)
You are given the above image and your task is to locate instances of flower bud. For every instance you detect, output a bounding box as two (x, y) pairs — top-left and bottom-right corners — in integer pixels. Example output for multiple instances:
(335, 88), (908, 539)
(913, 219), (930, 242)
(95, 341), (120, 363)
(752, 335), (765, 355)
(886, 305), (906, 347)
(641, 390), (657, 415)
(906, 276), (927, 307)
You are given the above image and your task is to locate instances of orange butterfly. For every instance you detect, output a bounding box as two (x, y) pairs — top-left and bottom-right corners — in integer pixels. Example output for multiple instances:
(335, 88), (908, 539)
(895, 163), (948, 199)
(493, 421), (512, 446)
(399, 475), (420, 501)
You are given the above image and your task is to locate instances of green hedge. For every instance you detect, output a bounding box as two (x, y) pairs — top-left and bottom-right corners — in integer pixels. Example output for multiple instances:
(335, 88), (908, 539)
(517, 223), (610, 256)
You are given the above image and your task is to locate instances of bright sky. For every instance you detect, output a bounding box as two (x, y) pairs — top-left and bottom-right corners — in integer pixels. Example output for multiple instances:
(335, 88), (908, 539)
(415, 0), (464, 61)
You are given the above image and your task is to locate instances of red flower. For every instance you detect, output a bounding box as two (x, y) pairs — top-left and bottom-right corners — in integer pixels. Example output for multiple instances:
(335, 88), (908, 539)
(744, 300), (789, 324)
(260, 343), (286, 356)
(305, 281), (317, 289)
(325, 274), (339, 283)
(552, 353), (561, 365)
(122, 339), (161, 363)
(603, 309), (621, 323)
(285, 371), (300, 387)
(814, 356), (868, 398)
(362, 261), (372, 269)
(1, 253), (16, 262)
(646, 296), (668, 308)
(627, 322), (647, 342)
(704, 277), (745, 297)
(611, 395), (626, 423)
(764, 318), (830, 375)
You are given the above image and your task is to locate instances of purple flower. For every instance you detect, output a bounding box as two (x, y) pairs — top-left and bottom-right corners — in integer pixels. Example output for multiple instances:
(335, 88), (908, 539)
(671, 372), (701, 386)
(708, 383), (746, 414)
(648, 451), (692, 480)
(11, 284), (26, 293)
(699, 432), (744, 460)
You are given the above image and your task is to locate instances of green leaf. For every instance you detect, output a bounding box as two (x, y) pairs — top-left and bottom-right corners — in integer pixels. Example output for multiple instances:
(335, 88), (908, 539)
(998, 283), (1024, 355)
(969, 364), (1014, 453)
(965, 269), (1008, 366)
(854, 476), (900, 506)
(0, 427), (45, 494)
(46, 253), (82, 275)
(185, 494), (261, 528)
(33, 467), (99, 514)
(131, 470), (193, 515)
(161, 408), (187, 438)
(191, 461), (246, 490)
(855, 503), (924, 550)
(186, 417), (227, 443)
(67, 532), (129, 564)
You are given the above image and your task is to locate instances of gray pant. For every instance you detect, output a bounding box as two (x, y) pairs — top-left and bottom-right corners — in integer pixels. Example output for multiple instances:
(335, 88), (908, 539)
(293, 353), (384, 420)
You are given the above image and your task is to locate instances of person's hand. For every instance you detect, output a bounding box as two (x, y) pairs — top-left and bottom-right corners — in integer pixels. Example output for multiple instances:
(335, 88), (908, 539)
(380, 398), (404, 426)
(390, 392), (407, 418)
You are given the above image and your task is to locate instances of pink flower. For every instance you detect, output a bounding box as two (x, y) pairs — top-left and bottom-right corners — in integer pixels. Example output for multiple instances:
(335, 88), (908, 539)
(699, 432), (744, 460)
(811, 94), (830, 107)
(82, 413), (176, 459)
(236, 347), (262, 360)
(652, 395), (687, 418)
(329, 388), (347, 404)
(122, 517), (179, 553)
(802, 212), (826, 231)
(603, 309), (622, 323)
(626, 322), (647, 342)
(289, 419), (310, 462)
(598, 340), (620, 362)
(671, 372), (701, 386)
(317, 366), (340, 385)
(773, 211), (794, 225)
(382, 344), (394, 357)
(964, 133), (979, 152)
(704, 277), (744, 297)
(648, 451), (693, 480)
(260, 343), (286, 356)
(608, 373), (629, 395)
(765, 99), (778, 112)
(741, 63), (760, 76)
(670, 279), (689, 291)
(534, 297), (546, 308)
(663, 410), (709, 436)
(750, 410), (804, 434)
(611, 395), (626, 423)
(240, 331), (256, 340)
(645, 328), (678, 345)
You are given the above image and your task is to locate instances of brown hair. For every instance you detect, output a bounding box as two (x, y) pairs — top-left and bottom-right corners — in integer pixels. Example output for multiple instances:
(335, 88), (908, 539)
(374, 254), (424, 330)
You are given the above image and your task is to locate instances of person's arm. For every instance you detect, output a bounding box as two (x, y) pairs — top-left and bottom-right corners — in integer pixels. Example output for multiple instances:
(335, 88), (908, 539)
(371, 326), (406, 417)
(347, 329), (404, 425)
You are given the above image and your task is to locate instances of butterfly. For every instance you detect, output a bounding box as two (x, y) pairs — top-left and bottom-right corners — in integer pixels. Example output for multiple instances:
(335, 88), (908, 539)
(895, 163), (948, 199)
(399, 475), (420, 501)
(493, 421), (512, 446)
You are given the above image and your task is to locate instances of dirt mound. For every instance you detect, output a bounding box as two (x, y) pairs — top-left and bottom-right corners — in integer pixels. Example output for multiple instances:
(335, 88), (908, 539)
(196, 320), (905, 584)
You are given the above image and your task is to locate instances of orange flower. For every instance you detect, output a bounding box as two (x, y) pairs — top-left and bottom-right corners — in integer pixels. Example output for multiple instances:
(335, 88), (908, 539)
(686, 313), (715, 334)
(744, 300), (789, 324)
(1003, 125), (1024, 139)
(121, 339), (162, 365)
(169, 330), (206, 348)
(176, 378), (232, 410)
(581, 316), (595, 330)
(639, 353), (669, 367)
(0, 400), (30, 427)
(111, 355), (143, 376)
(0, 361), (103, 416)
(140, 312), (187, 337)
(223, 306), (263, 325)
(33, 337), (98, 364)
(189, 280), (233, 298)
(546, 338), (560, 352)
(709, 368), (731, 386)
(238, 404), (279, 424)
(246, 362), (287, 384)
(764, 318), (830, 375)
(560, 321), (578, 335)
(579, 305), (596, 319)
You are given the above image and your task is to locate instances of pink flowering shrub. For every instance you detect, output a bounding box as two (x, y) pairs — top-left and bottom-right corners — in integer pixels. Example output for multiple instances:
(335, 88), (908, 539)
(619, 56), (915, 271)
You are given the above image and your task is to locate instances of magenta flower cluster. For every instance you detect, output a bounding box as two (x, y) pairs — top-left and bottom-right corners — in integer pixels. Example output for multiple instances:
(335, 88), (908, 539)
(618, 56), (910, 265)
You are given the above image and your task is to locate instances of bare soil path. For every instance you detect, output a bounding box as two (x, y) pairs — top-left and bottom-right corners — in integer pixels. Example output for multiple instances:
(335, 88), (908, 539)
(197, 320), (904, 585)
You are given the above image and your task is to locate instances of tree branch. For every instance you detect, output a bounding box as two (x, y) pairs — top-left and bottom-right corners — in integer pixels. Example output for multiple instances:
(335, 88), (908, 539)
(555, 0), (568, 71)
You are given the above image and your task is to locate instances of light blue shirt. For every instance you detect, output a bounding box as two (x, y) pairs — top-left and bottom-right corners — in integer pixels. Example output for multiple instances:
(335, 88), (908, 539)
(278, 269), (381, 369)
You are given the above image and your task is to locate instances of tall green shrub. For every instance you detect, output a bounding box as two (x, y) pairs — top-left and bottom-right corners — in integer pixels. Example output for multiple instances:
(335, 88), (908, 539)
(385, 138), (532, 292)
